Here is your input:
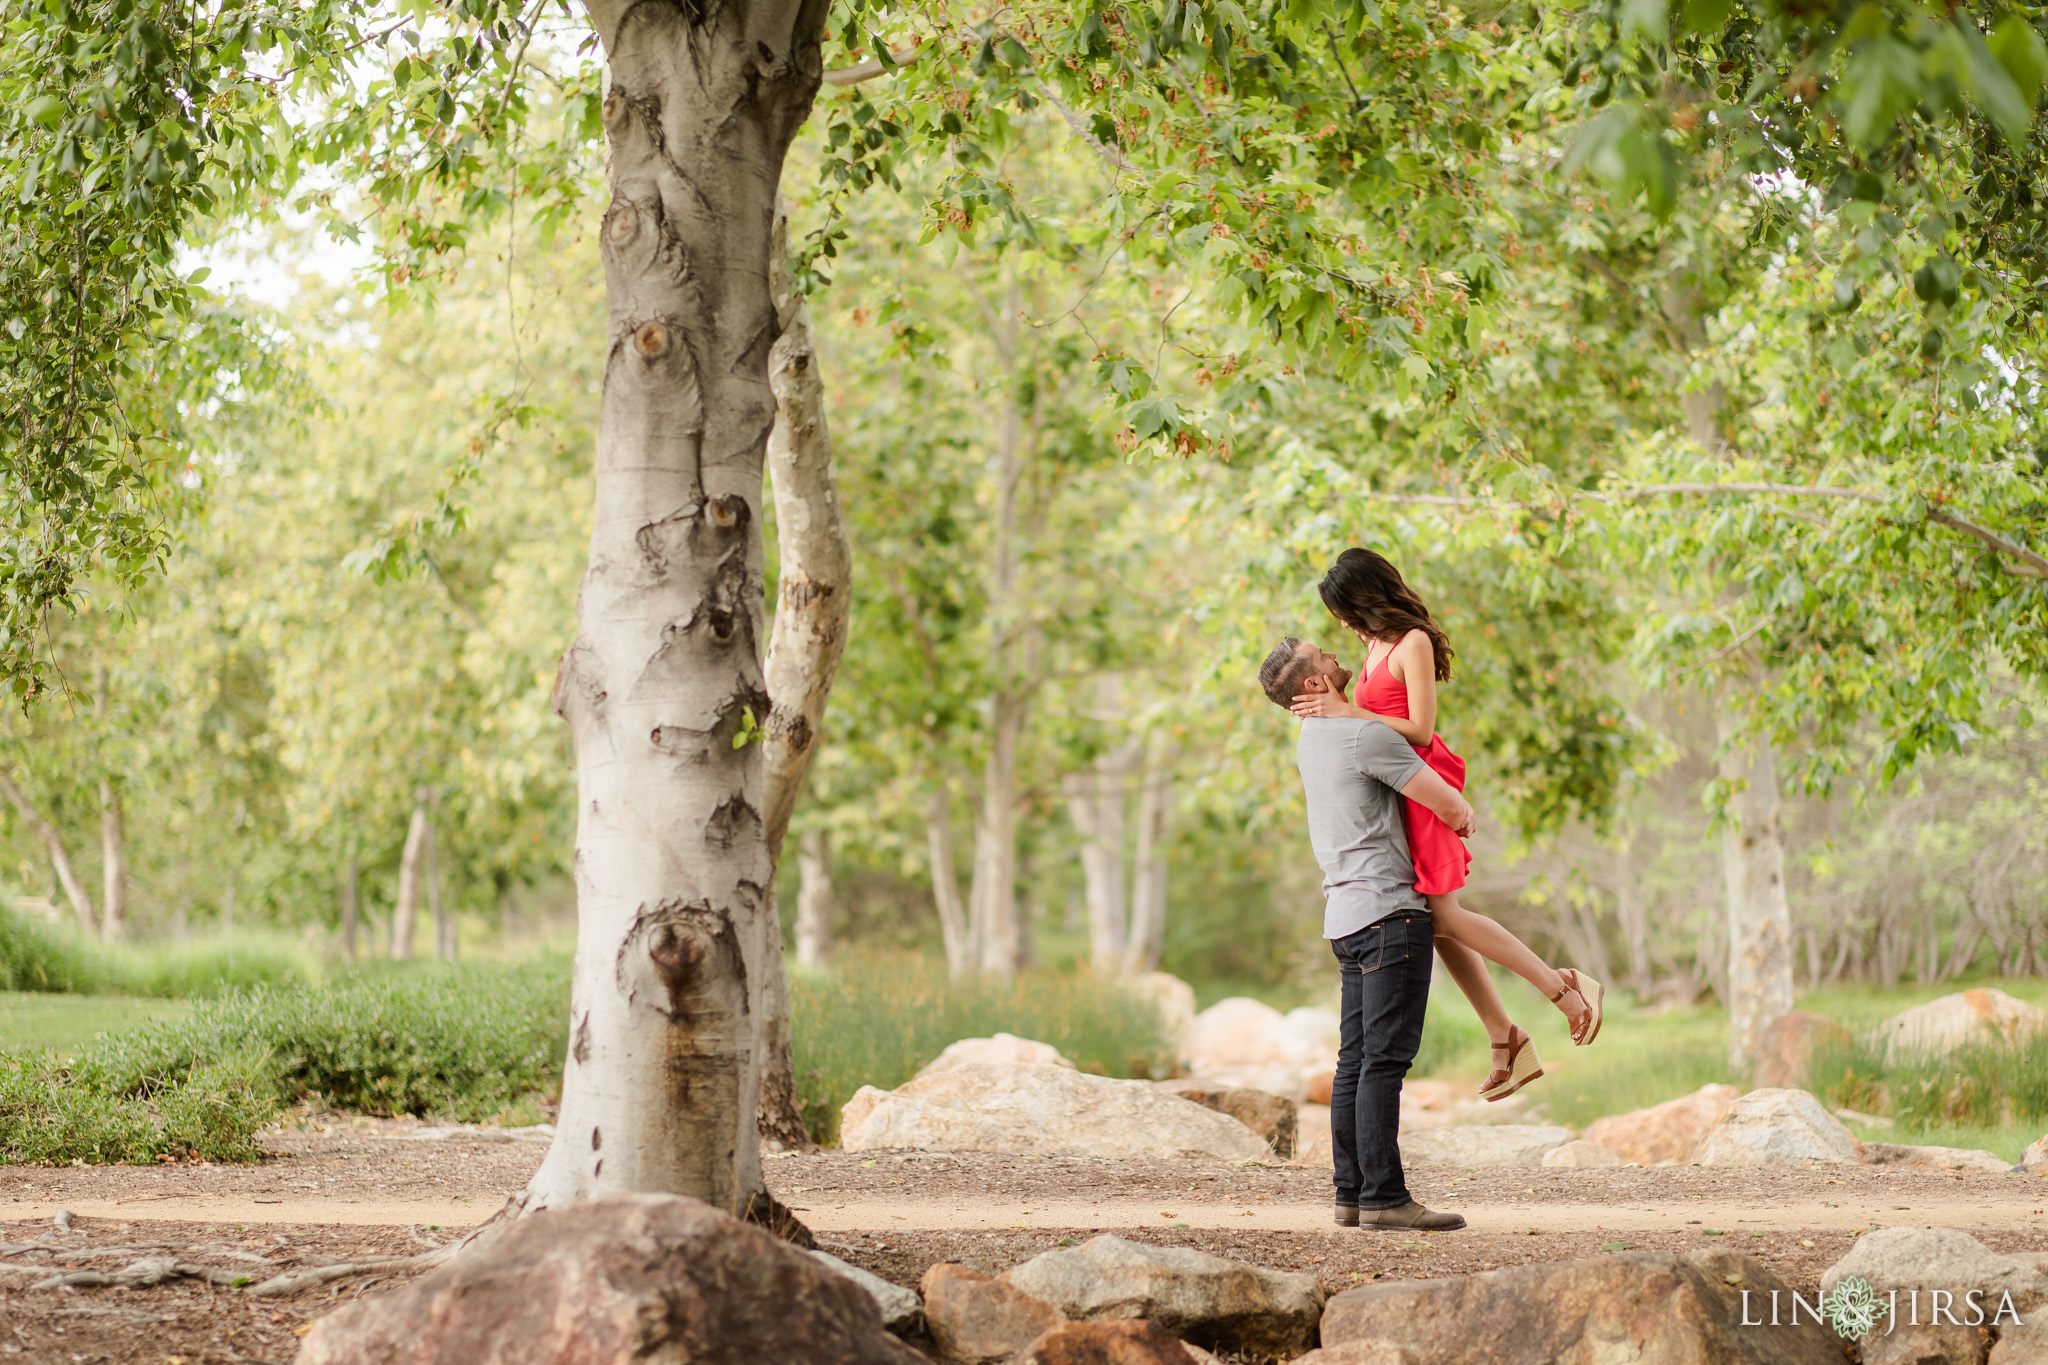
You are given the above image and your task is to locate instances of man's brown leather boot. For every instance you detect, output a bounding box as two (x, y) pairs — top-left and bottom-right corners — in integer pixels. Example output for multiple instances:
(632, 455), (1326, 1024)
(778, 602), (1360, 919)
(1355, 1201), (1466, 1231)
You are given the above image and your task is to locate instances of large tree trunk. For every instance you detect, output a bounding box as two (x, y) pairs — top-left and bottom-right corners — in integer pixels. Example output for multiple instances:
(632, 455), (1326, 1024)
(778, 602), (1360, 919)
(793, 828), (832, 968)
(392, 803), (428, 961)
(751, 206), (854, 1151)
(340, 848), (359, 965)
(926, 781), (970, 972)
(511, 0), (825, 1229)
(427, 813), (452, 961)
(0, 768), (93, 935)
(97, 778), (126, 944)
(1719, 715), (1795, 1073)
(1123, 734), (1174, 975)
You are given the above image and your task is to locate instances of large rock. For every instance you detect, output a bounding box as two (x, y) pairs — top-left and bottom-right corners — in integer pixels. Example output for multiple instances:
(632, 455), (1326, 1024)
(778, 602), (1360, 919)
(1289, 1345), (1413, 1365)
(917, 1033), (1075, 1079)
(1321, 1248), (1842, 1365)
(2019, 1134), (2048, 1173)
(1128, 973), (1199, 1051)
(1181, 998), (1337, 1102)
(1822, 1228), (2048, 1365)
(922, 1263), (1065, 1364)
(1689, 1088), (1861, 1166)
(1542, 1139), (1622, 1169)
(840, 1063), (1271, 1161)
(1400, 1124), (1570, 1168)
(1860, 1142), (2014, 1173)
(1398, 1077), (1538, 1131)
(1153, 1080), (1298, 1159)
(1003, 1234), (1324, 1358)
(1016, 1320), (1204, 1365)
(295, 1193), (923, 1365)
(811, 1250), (923, 1335)
(1871, 988), (2048, 1065)
(1752, 1011), (1852, 1089)
(1582, 1084), (1741, 1166)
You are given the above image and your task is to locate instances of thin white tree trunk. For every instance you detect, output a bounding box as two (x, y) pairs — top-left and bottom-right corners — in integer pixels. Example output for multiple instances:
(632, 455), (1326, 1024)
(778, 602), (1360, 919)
(98, 778), (126, 944)
(222, 871), (236, 931)
(1123, 734), (1174, 975)
(927, 781), (970, 972)
(752, 205), (855, 1151)
(0, 768), (93, 935)
(340, 848), (359, 966)
(510, 0), (825, 1234)
(793, 828), (832, 969)
(427, 815), (451, 961)
(393, 804), (428, 961)
(971, 692), (1026, 974)
(1064, 743), (1138, 973)
(1719, 715), (1795, 1072)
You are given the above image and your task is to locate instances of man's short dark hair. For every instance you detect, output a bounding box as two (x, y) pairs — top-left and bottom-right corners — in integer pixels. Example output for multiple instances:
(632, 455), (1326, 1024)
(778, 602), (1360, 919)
(1258, 636), (1316, 708)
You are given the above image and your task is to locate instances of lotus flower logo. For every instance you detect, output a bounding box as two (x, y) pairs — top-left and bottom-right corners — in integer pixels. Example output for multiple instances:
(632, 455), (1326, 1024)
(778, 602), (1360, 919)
(1825, 1276), (1881, 1339)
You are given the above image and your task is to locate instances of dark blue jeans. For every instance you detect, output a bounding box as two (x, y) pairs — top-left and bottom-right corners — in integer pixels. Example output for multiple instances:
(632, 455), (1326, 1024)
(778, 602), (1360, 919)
(1329, 910), (1433, 1209)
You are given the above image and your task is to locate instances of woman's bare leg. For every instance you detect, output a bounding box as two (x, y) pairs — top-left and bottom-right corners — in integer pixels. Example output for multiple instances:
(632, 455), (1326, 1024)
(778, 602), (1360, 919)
(1428, 893), (1589, 1033)
(1433, 933), (1511, 1045)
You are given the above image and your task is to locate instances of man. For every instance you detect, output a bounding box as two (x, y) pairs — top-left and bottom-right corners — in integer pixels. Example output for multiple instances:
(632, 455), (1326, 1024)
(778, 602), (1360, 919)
(1258, 636), (1472, 1231)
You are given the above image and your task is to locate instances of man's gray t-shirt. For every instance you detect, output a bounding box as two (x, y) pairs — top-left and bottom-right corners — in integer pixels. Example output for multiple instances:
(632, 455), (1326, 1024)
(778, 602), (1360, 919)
(1296, 717), (1428, 939)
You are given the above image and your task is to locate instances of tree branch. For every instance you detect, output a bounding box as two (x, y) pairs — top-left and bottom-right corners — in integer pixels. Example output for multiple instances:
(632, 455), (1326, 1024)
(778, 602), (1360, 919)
(1353, 483), (2048, 577)
(822, 48), (918, 86)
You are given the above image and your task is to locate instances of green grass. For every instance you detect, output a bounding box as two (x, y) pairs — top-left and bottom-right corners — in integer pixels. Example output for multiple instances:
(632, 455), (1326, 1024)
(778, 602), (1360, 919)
(0, 992), (191, 1055)
(0, 906), (314, 999)
(789, 951), (1172, 1144)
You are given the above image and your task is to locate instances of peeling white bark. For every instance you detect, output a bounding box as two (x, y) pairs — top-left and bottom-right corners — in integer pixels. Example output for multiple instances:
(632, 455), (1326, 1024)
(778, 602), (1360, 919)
(97, 778), (126, 944)
(513, 0), (826, 1227)
(793, 828), (831, 968)
(1064, 742), (1138, 974)
(1718, 714), (1795, 1072)
(926, 782), (970, 973)
(1123, 735), (1174, 975)
(392, 804), (428, 961)
(339, 849), (359, 965)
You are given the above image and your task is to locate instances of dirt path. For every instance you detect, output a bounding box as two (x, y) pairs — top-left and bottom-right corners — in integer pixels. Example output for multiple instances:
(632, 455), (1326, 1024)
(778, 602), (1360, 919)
(3, 1117), (2044, 1363)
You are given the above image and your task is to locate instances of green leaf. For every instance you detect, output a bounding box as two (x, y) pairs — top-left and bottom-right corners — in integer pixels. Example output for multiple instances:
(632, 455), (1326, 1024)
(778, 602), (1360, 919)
(1619, 0), (1666, 45)
(1841, 35), (1923, 148)
(1988, 16), (2048, 110)
(23, 95), (63, 127)
(1678, 0), (1731, 36)
(1956, 20), (2033, 147)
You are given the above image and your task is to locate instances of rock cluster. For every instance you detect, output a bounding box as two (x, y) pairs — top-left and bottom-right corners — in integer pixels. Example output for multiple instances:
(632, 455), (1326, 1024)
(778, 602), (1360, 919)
(1152, 1079), (1299, 1159)
(1689, 1088), (1862, 1166)
(1581, 1084), (1741, 1166)
(1180, 996), (1340, 1103)
(1869, 988), (2048, 1065)
(1399, 1124), (1572, 1168)
(1821, 1227), (2048, 1365)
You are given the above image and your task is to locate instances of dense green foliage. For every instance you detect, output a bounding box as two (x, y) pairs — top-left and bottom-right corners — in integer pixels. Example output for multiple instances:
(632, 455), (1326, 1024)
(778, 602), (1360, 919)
(0, 1050), (277, 1165)
(0, 907), (308, 997)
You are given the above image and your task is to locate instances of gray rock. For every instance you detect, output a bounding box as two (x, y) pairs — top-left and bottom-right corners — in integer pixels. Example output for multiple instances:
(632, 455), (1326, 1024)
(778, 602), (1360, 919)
(1321, 1247), (1841, 1365)
(1869, 989), (2047, 1065)
(840, 1063), (1271, 1161)
(1399, 1124), (1570, 1168)
(2020, 1134), (2048, 1173)
(1153, 1079), (1298, 1159)
(810, 1250), (922, 1335)
(1822, 1227), (2048, 1365)
(1992, 1318), (2048, 1365)
(1289, 1344), (1413, 1365)
(296, 1193), (924, 1365)
(1541, 1139), (1622, 1169)
(1690, 1088), (1861, 1166)
(1003, 1234), (1323, 1358)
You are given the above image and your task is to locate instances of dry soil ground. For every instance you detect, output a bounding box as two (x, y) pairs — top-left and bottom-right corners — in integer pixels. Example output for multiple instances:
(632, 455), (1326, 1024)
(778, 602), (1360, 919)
(1, 1114), (2043, 1364)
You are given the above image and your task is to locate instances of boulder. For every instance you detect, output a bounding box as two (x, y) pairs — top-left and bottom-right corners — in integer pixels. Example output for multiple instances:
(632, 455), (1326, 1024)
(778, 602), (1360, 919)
(1822, 1227), (2048, 1365)
(295, 1193), (923, 1365)
(1582, 1084), (1741, 1167)
(1003, 1234), (1323, 1359)
(917, 1033), (1075, 1080)
(1306, 1070), (1336, 1106)
(1871, 988), (2048, 1065)
(1860, 1143), (2014, 1173)
(1751, 1011), (1851, 1089)
(1541, 1139), (1622, 1169)
(1321, 1248), (1841, 1365)
(840, 1063), (1271, 1161)
(1016, 1320), (1204, 1365)
(1288, 1344), (1413, 1365)
(1128, 973), (1199, 1051)
(1182, 997), (1336, 1102)
(1689, 1088), (1861, 1166)
(1153, 1080), (1298, 1159)
(1400, 1124), (1570, 1168)
(2020, 1134), (2048, 1173)
(1993, 1320), (2048, 1365)
(810, 1250), (923, 1335)
(922, 1263), (1065, 1364)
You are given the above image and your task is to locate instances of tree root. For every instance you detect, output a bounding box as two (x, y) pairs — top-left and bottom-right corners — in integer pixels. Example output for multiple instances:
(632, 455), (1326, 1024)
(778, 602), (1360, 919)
(245, 1246), (454, 1297)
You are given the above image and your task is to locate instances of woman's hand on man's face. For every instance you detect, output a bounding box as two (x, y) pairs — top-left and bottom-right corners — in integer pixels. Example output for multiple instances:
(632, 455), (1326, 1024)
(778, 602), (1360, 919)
(1291, 691), (1358, 719)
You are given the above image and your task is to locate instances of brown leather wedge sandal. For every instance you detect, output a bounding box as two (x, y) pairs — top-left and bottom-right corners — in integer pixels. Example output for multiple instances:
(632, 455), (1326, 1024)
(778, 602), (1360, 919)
(1479, 1024), (1543, 1103)
(1554, 968), (1606, 1046)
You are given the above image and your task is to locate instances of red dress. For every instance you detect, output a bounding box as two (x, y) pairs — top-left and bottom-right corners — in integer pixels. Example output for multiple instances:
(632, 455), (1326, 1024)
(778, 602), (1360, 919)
(1357, 650), (1472, 896)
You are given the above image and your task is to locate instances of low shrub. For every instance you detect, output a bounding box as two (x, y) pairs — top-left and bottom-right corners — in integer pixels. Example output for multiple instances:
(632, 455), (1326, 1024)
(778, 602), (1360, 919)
(0, 910), (106, 993)
(1809, 1028), (2048, 1136)
(0, 1051), (278, 1164)
(0, 907), (311, 999)
(789, 952), (1171, 1144)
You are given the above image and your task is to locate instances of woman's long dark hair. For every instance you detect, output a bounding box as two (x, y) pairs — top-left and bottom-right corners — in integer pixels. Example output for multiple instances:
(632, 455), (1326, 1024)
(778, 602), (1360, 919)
(1317, 548), (1455, 682)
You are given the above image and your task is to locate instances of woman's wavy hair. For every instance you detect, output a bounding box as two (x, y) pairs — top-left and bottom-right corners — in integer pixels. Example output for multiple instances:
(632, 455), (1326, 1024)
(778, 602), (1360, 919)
(1316, 547), (1455, 682)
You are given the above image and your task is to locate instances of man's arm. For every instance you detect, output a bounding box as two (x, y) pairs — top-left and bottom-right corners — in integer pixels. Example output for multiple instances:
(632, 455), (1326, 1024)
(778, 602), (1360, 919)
(1399, 764), (1476, 839)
